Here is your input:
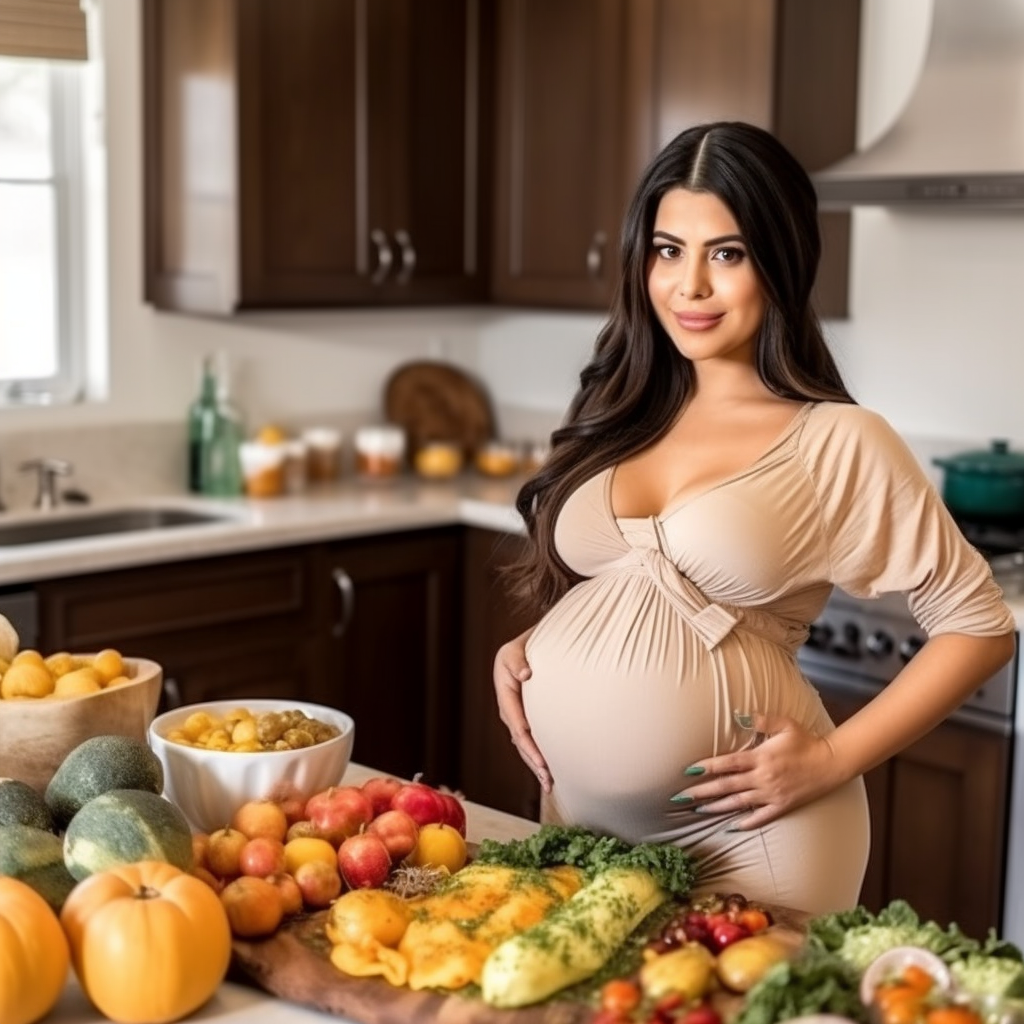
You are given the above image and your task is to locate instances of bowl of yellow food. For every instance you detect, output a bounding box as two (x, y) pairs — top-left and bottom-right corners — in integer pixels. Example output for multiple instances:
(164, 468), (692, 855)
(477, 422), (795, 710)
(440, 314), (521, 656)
(148, 699), (355, 832)
(0, 649), (163, 793)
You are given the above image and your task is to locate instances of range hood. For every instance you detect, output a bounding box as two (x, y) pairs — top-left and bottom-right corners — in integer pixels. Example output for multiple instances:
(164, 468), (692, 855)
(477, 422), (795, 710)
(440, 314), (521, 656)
(814, 0), (1024, 208)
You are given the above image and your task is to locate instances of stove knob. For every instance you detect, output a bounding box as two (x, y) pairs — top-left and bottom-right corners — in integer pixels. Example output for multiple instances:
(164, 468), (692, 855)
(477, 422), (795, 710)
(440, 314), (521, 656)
(832, 622), (861, 658)
(898, 636), (925, 663)
(807, 622), (834, 650)
(865, 630), (894, 658)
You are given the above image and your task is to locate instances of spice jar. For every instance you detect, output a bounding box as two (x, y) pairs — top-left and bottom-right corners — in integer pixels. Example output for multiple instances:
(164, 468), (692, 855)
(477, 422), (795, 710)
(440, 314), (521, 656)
(414, 441), (463, 480)
(239, 441), (286, 498)
(302, 427), (343, 483)
(354, 425), (406, 478)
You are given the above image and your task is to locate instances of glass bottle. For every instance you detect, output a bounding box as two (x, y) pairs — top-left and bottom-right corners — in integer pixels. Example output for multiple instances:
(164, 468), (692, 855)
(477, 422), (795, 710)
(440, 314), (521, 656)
(200, 352), (245, 497)
(187, 356), (218, 494)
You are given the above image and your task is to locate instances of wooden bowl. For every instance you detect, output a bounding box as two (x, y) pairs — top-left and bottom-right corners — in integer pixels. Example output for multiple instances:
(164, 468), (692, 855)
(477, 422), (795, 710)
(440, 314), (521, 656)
(0, 657), (163, 794)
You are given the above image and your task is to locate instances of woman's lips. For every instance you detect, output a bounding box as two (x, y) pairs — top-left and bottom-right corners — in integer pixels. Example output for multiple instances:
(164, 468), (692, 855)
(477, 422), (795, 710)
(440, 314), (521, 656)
(674, 311), (724, 331)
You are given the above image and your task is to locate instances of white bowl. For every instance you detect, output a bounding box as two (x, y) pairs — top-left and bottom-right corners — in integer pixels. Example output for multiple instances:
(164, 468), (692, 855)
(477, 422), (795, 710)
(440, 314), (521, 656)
(148, 699), (355, 833)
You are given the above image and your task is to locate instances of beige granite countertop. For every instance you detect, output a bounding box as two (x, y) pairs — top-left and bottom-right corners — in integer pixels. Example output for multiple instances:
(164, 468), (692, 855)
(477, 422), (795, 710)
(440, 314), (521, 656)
(0, 474), (526, 587)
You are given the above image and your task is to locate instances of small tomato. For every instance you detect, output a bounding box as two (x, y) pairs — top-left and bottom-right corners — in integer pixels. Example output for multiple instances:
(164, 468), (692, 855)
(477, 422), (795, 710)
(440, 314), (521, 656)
(600, 978), (642, 1015)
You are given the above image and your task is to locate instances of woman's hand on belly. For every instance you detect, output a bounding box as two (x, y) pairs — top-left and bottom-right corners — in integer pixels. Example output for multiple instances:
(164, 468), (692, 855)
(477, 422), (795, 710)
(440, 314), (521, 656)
(493, 627), (553, 792)
(674, 713), (844, 829)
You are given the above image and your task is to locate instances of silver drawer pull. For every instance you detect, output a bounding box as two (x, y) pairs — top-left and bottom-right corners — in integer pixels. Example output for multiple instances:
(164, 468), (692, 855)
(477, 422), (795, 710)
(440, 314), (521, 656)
(370, 228), (393, 284)
(332, 567), (355, 638)
(586, 231), (607, 278)
(395, 229), (416, 284)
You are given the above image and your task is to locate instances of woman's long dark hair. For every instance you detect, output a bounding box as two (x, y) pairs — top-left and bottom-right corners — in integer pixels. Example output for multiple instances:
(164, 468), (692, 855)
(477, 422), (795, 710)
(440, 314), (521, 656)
(509, 121), (855, 616)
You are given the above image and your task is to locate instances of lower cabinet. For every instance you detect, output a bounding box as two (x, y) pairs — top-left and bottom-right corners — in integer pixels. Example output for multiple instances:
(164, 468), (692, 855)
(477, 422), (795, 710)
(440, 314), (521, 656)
(314, 528), (463, 789)
(821, 690), (1011, 938)
(460, 527), (540, 820)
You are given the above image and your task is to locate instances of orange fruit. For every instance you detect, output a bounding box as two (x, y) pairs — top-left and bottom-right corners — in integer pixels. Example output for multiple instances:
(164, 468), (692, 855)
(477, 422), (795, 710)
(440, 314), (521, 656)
(408, 822), (467, 873)
(53, 669), (104, 698)
(219, 876), (284, 938)
(283, 836), (337, 875)
(91, 648), (125, 684)
(1, 661), (54, 699)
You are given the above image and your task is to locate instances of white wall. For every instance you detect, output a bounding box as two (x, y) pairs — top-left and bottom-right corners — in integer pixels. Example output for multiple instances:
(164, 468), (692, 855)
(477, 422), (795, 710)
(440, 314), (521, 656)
(4, 0), (1022, 451)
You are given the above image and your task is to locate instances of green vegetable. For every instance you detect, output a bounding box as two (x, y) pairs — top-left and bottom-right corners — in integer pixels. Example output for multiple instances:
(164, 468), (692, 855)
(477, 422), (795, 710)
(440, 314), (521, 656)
(474, 824), (698, 898)
(733, 946), (868, 1024)
(950, 953), (1024, 999)
(480, 865), (668, 1007)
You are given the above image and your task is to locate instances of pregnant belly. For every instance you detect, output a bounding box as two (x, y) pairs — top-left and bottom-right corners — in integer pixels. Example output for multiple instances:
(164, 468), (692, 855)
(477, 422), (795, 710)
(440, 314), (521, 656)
(522, 575), (818, 841)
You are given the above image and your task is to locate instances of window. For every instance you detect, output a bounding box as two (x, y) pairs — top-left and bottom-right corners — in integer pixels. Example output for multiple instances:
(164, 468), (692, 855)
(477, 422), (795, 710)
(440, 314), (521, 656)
(0, 45), (103, 406)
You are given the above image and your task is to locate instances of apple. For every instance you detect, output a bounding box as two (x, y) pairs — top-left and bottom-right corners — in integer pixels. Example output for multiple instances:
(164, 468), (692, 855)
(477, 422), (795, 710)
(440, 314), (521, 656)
(285, 819), (325, 843)
(390, 782), (447, 827)
(193, 865), (225, 894)
(267, 781), (308, 825)
(293, 859), (343, 909)
(360, 775), (403, 817)
(220, 876), (285, 938)
(238, 836), (287, 878)
(206, 826), (249, 878)
(337, 832), (392, 890)
(304, 785), (373, 845)
(266, 872), (304, 917)
(367, 808), (420, 862)
(191, 832), (211, 871)
(232, 799), (289, 842)
(438, 792), (467, 838)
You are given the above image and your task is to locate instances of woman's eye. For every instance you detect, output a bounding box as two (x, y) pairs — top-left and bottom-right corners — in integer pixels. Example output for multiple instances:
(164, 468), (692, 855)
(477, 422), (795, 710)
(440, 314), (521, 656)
(713, 246), (745, 264)
(654, 243), (680, 259)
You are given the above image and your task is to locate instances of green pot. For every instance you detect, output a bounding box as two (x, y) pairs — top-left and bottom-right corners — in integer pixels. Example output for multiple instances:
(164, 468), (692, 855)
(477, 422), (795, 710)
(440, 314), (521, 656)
(933, 440), (1024, 520)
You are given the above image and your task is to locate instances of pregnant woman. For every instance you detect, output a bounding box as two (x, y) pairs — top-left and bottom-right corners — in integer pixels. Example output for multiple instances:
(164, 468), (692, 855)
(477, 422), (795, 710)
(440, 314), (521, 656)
(493, 122), (1015, 915)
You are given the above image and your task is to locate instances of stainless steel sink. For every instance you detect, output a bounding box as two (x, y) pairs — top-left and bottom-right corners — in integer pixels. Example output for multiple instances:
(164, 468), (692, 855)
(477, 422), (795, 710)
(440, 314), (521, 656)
(0, 507), (236, 546)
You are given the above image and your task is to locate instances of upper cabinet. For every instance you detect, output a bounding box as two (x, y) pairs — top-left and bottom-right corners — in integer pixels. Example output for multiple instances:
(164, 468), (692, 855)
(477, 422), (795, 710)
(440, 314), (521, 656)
(491, 0), (860, 315)
(143, 0), (492, 312)
(143, 0), (858, 317)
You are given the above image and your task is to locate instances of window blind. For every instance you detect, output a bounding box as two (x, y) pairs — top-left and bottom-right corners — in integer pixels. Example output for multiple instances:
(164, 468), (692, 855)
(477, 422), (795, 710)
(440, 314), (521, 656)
(0, 0), (87, 61)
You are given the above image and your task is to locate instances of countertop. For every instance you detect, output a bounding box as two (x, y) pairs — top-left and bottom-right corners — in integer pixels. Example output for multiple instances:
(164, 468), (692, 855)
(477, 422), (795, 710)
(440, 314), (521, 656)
(0, 475), (526, 588)
(48, 762), (541, 1024)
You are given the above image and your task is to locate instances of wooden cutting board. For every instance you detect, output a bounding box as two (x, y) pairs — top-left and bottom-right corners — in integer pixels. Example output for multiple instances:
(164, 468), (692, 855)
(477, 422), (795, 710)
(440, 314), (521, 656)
(230, 904), (809, 1024)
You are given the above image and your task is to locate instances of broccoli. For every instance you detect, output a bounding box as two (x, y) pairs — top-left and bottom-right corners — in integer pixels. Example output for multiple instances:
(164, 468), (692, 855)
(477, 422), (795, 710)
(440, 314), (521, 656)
(951, 953), (1024, 1000)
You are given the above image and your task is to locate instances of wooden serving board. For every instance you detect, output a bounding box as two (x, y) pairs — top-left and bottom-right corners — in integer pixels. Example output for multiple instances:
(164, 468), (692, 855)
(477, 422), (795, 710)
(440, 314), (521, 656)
(230, 904), (810, 1024)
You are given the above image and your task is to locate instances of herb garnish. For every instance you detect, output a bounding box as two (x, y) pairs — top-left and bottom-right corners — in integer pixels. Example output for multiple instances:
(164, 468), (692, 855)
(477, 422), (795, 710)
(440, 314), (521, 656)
(474, 824), (698, 898)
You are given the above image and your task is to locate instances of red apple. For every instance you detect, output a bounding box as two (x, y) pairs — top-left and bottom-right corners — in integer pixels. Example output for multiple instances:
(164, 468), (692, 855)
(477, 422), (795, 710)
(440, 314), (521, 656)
(304, 785), (374, 845)
(293, 860), (343, 909)
(367, 808), (420, 862)
(389, 782), (447, 827)
(337, 832), (392, 889)
(360, 775), (403, 817)
(438, 792), (467, 838)
(238, 836), (287, 878)
(267, 781), (308, 825)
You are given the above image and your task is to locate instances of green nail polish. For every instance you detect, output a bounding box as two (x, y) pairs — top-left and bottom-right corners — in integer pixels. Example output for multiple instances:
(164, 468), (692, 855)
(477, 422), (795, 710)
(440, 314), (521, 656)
(669, 793), (694, 804)
(684, 765), (705, 776)
(733, 712), (754, 729)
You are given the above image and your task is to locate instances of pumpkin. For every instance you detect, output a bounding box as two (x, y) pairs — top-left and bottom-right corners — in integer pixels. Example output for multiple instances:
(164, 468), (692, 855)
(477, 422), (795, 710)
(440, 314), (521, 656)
(60, 859), (232, 1024)
(0, 876), (71, 1024)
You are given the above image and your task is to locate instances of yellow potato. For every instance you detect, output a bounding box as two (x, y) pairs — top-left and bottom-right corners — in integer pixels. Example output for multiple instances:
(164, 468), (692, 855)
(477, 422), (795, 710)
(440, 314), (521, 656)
(91, 648), (125, 683)
(1, 662), (55, 699)
(11, 649), (46, 668)
(53, 669), (104, 698)
(44, 651), (77, 677)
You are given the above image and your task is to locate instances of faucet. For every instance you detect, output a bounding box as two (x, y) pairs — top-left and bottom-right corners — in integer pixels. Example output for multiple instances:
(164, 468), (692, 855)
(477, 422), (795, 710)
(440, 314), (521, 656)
(20, 458), (73, 510)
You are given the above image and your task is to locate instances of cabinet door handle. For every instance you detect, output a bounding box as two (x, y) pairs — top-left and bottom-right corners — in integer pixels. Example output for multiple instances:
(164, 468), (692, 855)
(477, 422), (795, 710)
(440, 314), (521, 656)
(331, 567), (355, 638)
(394, 229), (416, 284)
(586, 231), (607, 278)
(370, 228), (393, 284)
(163, 677), (183, 709)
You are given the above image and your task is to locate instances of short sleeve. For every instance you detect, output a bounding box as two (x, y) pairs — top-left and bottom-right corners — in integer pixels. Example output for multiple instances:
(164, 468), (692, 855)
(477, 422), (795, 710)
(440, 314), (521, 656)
(800, 404), (1014, 638)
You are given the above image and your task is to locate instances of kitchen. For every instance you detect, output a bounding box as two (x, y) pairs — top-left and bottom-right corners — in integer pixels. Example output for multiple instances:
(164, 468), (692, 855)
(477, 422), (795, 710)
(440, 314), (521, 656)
(3, 0), (1024, 1019)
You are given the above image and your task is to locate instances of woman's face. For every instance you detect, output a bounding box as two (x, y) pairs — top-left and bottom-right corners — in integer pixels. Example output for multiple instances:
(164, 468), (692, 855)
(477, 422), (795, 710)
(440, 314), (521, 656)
(646, 187), (766, 369)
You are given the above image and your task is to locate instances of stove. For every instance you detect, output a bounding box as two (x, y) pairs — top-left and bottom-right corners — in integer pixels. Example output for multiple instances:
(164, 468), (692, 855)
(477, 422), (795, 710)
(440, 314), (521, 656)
(953, 516), (1024, 597)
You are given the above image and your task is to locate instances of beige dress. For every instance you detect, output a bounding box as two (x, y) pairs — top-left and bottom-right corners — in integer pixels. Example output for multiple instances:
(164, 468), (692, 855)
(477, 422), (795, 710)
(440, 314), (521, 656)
(523, 402), (1014, 915)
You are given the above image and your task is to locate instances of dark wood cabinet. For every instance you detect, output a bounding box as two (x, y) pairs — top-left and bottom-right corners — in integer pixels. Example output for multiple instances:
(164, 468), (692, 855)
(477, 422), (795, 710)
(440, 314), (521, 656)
(460, 527), (541, 820)
(36, 548), (320, 710)
(314, 529), (463, 789)
(492, 0), (860, 316)
(143, 0), (491, 312)
(821, 690), (1011, 938)
(490, 0), (630, 308)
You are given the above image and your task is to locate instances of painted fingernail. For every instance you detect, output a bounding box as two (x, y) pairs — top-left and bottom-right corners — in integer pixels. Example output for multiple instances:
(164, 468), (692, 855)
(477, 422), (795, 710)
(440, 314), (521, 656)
(684, 765), (705, 776)
(669, 793), (694, 804)
(733, 711), (754, 729)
